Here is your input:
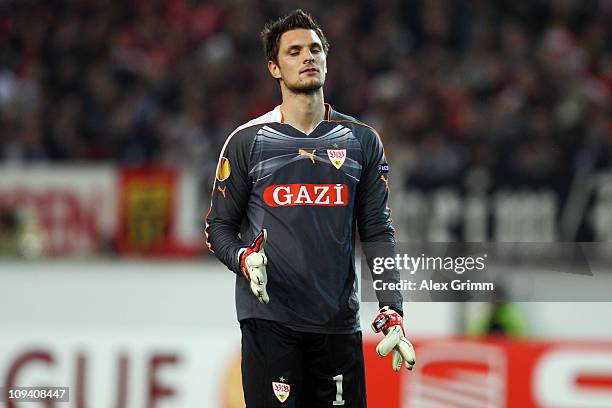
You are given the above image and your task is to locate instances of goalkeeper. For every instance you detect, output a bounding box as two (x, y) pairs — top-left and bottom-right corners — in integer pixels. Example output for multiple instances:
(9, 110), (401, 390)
(205, 9), (415, 407)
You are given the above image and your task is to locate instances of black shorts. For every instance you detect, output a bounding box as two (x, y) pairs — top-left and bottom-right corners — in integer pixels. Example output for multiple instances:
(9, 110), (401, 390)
(240, 319), (367, 408)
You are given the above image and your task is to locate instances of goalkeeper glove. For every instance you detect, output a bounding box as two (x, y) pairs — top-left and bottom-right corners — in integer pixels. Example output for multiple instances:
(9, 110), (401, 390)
(371, 306), (416, 371)
(238, 229), (269, 304)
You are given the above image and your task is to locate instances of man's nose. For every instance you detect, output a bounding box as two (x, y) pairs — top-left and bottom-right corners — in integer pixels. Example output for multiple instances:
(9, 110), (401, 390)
(303, 50), (315, 62)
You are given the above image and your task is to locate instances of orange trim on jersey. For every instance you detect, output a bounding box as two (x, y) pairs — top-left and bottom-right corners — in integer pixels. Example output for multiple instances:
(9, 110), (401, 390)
(324, 103), (332, 120)
(203, 201), (215, 253)
(380, 175), (390, 192)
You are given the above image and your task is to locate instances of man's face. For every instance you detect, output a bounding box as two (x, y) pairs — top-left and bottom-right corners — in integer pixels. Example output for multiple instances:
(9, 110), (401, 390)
(268, 28), (327, 93)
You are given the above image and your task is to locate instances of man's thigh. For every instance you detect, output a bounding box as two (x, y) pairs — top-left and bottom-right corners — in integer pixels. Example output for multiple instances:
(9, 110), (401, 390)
(301, 331), (367, 408)
(240, 319), (304, 407)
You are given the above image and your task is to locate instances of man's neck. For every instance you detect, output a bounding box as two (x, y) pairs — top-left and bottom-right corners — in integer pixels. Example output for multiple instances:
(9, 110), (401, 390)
(280, 89), (325, 134)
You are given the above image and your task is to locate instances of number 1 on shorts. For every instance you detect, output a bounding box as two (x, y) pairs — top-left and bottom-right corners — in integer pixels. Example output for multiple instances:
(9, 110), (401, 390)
(333, 374), (345, 406)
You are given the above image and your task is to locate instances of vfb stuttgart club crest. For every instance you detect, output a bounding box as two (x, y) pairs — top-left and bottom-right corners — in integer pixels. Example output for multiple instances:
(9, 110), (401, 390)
(327, 149), (346, 169)
(272, 379), (291, 403)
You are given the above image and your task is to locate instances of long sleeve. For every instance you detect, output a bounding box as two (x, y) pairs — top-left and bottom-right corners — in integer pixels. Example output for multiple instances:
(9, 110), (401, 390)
(356, 128), (403, 314)
(205, 130), (253, 274)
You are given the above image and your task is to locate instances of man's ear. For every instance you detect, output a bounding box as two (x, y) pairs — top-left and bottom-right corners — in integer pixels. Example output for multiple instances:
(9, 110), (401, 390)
(267, 60), (282, 80)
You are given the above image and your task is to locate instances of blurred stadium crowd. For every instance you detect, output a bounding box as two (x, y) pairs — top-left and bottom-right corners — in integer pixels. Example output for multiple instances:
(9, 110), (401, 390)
(0, 0), (610, 189)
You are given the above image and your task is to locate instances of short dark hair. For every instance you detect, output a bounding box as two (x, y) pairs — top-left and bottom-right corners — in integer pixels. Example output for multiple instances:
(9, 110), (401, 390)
(261, 9), (330, 64)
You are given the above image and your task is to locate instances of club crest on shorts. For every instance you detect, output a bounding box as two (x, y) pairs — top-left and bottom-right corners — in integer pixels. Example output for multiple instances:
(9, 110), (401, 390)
(272, 379), (290, 403)
(327, 149), (346, 169)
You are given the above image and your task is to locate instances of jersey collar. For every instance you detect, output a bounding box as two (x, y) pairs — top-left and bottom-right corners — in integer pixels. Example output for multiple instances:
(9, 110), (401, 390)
(275, 103), (333, 124)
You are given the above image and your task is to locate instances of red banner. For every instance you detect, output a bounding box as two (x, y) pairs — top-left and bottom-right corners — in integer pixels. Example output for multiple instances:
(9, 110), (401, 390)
(116, 167), (178, 254)
(364, 338), (612, 408)
(0, 166), (116, 256)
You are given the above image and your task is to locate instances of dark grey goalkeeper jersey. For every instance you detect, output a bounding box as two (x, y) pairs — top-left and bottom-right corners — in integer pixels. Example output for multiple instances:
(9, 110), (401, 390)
(205, 104), (402, 334)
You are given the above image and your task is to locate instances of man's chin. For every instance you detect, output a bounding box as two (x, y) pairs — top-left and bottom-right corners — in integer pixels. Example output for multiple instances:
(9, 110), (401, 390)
(287, 80), (324, 94)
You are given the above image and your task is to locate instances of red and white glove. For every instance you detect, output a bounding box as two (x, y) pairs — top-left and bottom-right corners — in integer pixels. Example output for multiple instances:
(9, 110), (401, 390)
(238, 229), (269, 304)
(371, 306), (416, 371)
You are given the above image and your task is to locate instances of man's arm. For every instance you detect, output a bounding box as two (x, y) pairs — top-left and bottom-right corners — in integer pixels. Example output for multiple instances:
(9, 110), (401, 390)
(205, 130), (252, 274)
(356, 127), (403, 314)
(357, 127), (416, 372)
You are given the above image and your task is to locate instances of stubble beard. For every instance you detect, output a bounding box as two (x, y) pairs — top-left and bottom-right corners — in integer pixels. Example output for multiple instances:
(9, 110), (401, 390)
(285, 78), (324, 94)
